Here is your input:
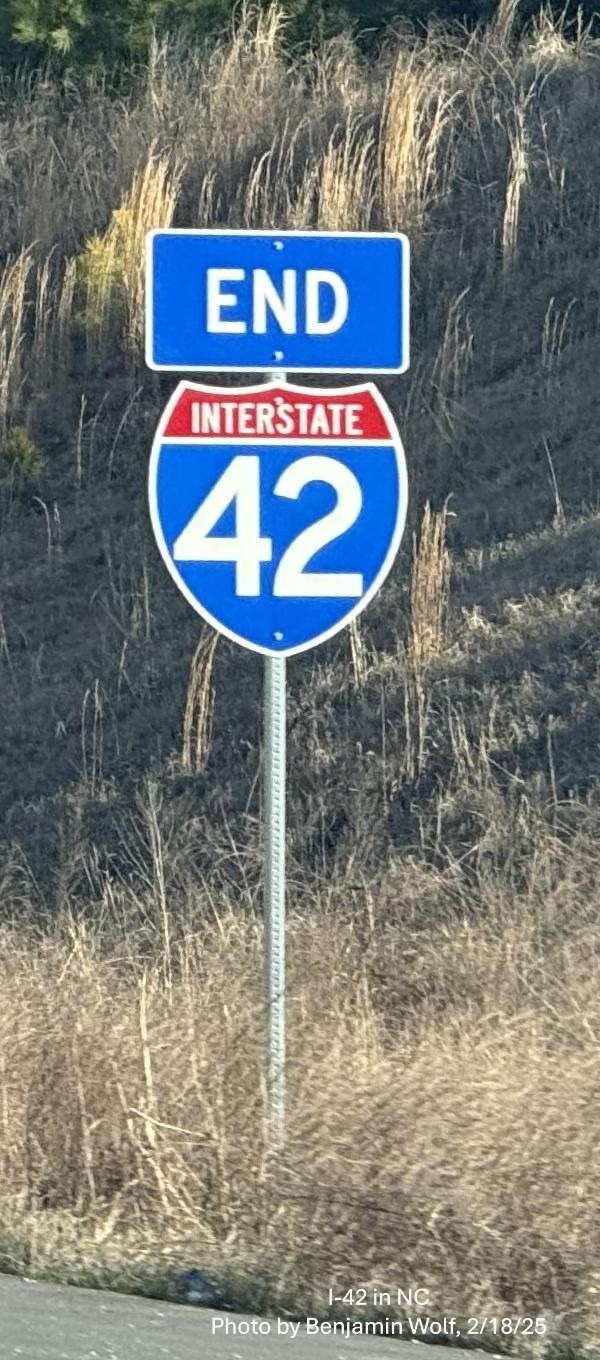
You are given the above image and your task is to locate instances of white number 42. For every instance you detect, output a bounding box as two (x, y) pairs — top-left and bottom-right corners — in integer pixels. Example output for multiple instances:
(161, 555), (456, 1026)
(173, 454), (364, 598)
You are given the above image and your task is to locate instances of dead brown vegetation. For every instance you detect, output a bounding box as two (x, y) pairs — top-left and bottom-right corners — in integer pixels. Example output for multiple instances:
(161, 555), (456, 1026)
(0, 2), (600, 1348)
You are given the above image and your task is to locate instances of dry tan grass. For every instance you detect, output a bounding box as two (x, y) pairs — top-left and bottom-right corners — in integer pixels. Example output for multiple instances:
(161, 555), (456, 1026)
(313, 119), (377, 231)
(492, 0), (522, 46)
(55, 257), (77, 374)
(502, 97), (530, 272)
(77, 147), (181, 360)
(380, 48), (459, 232)
(0, 251), (31, 434)
(2, 4), (600, 1344)
(348, 618), (369, 687)
(410, 501), (452, 667)
(541, 295), (577, 397)
(0, 879), (598, 1336)
(181, 631), (219, 774)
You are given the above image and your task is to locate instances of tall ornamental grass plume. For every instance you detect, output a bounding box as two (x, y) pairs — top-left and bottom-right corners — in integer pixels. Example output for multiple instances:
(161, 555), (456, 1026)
(410, 501), (452, 667)
(0, 252), (31, 435)
(77, 149), (181, 361)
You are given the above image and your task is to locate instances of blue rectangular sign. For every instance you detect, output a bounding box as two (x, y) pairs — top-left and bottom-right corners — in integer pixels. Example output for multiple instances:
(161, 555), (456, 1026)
(146, 229), (409, 375)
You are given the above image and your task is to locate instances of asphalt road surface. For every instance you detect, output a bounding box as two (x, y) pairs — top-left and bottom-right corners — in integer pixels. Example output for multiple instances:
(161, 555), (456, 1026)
(0, 1275), (485, 1360)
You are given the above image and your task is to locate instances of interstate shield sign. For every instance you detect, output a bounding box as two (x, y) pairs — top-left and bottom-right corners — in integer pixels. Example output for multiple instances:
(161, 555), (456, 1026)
(148, 380), (408, 658)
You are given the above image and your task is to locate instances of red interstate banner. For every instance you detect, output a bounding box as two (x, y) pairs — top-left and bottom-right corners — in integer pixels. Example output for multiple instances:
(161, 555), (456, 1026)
(164, 384), (391, 442)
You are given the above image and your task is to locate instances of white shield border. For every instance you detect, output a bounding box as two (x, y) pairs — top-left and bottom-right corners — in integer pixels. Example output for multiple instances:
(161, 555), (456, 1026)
(148, 379), (409, 659)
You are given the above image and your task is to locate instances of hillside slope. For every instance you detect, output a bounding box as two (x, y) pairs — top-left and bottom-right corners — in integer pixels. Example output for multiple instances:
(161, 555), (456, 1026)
(0, 5), (599, 1345)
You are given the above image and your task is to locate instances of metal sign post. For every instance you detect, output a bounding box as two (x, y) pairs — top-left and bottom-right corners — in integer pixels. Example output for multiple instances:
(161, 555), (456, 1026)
(146, 228), (410, 1155)
(263, 650), (286, 1146)
(263, 369), (287, 1147)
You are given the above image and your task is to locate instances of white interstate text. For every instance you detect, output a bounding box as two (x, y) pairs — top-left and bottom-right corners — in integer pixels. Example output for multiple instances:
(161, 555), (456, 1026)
(211, 1315), (548, 1339)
